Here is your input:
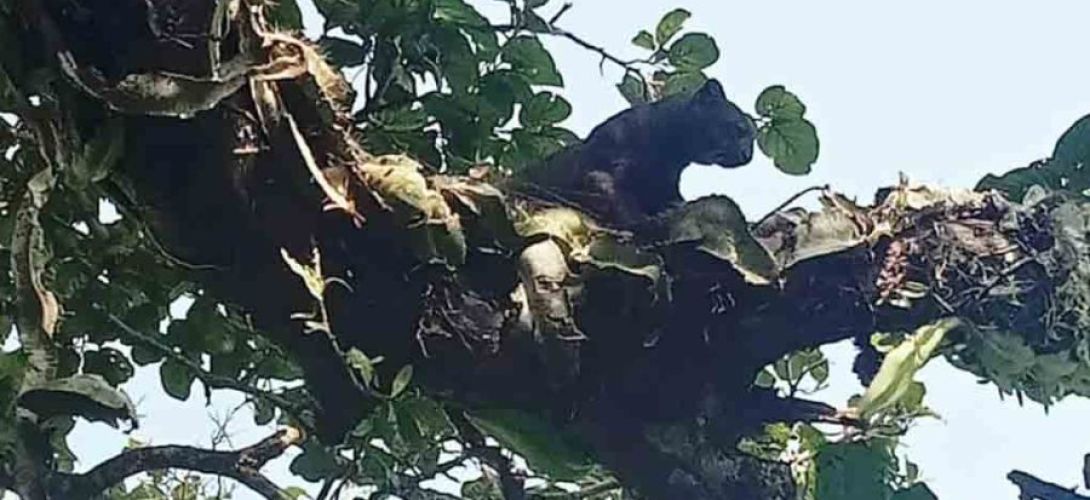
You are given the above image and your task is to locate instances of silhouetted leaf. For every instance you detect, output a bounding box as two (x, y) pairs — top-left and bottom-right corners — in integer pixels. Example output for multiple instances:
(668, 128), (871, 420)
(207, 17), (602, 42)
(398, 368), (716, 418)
(667, 33), (719, 71)
(655, 8), (691, 46)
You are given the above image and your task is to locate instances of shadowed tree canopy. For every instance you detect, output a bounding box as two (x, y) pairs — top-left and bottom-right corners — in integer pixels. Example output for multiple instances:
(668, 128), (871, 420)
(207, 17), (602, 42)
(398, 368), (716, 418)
(1, 1), (1090, 499)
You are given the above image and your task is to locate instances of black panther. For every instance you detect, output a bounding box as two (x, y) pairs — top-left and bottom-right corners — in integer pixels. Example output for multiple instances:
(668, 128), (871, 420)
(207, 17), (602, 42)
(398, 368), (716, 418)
(515, 79), (757, 225)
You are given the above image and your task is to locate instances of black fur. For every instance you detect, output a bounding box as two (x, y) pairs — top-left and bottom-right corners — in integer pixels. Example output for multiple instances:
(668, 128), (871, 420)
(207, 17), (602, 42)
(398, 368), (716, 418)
(517, 79), (757, 225)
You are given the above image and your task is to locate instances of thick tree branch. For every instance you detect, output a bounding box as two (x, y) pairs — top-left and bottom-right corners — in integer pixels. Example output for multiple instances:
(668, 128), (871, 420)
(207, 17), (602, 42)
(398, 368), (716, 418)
(1008, 470), (1090, 500)
(50, 429), (303, 499)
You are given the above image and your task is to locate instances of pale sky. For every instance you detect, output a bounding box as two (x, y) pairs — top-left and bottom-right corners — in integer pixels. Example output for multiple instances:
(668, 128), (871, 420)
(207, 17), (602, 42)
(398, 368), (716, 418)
(52, 1), (1090, 499)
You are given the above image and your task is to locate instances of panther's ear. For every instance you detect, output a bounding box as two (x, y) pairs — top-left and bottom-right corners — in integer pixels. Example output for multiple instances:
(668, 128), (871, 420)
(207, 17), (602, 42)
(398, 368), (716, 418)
(692, 79), (727, 105)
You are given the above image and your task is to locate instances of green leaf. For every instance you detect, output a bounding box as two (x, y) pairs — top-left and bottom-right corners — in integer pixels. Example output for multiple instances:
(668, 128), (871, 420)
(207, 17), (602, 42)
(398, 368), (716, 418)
(391, 364), (413, 398)
(815, 440), (897, 500)
(662, 71), (707, 98)
(346, 347), (376, 387)
(655, 8), (691, 46)
(754, 368), (776, 388)
(1052, 114), (1090, 170)
(312, 0), (359, 30)
(525, 0), (549, 9)
(318, 36), (367, 67)
(432, 25), (478, 94)
(373, 103), (429, 132)
(465, 408), (593, 481)
(502, 36), (563, 86)
(632, 30), (655, 50)
(616, 73), (649, 105)
(268, 0), (303, 30)
(254, 353), (303, 381)
(755, 85), (807, 121)
(476, 70), (532, 126)
(72, 118), (125, 186)
(434, 0), (489, 26)
(252, 397), (276, 426)
(159, 359), (195, 401)
(662, 196), (779, 285)
(667, 33), (719, 71)
(289, 441), (342, 481)
(975, 160), (1063, 202)
(283, 486), (310, 500)
(853, 318), (960, 419)
(519, 92), (572, 129)
(758, 117), (819, 175)
(810, 359), (830, 385)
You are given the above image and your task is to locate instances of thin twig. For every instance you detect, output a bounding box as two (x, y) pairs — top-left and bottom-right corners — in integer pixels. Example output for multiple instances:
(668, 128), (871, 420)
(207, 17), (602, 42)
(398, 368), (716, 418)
(490, 23), (640, 71)
(752, 184), (830, 229)
(548, 3), (573, 25)
(102, 310), (315, 431)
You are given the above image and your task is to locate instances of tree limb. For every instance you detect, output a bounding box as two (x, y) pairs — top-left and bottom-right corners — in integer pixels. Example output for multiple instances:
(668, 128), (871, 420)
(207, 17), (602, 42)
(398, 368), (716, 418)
(1008, 470), (1090, 500)
(50, 428), (303, 499)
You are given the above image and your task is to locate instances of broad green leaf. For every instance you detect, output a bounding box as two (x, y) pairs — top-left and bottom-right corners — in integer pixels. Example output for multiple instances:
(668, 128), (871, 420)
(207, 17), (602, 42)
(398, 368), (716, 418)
(655, 8), (691, 46)
(502, 36), (563, 86)
(667, 33), (719, 71)
(465, 408), (593, 481)
(617, 73), (649, 105)
(400, 396), (455, 438)
(525, 0), (549, 9)
(852, 318), (960, 419)
(254, 353), (304, 381)
(252, 396), (276, 425)
(662, 196), (779, 285)
(476, 70), (532, 126)
(159, 359), (196, 401)
(662, 71), (707, 98)
(815, 440), (897, 500)
(632, 30), (655, 50)
(434, 0), (489, 27)
(318, 36), (367, 67)
(975, 161), (1063, 202)
(1052, 114), (1090, 171)
(268, 0), (303, 30)
(289, 441), (342, 481)
(393, 401), (425, 449)
(582, 236), (663, 285)
(758, 117), (819, 175)
(519, 92), (572, 129)
(431, 24), (478, 94)
(373, 103), (429, 132)
(754, 368), (776, 388)
(755, 85), (807, 121)
(391, 364), (413, 398)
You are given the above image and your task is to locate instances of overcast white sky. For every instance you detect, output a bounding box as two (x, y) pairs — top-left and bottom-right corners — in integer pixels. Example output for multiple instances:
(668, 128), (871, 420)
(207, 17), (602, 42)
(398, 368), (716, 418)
(53, 1), (1090, 499)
